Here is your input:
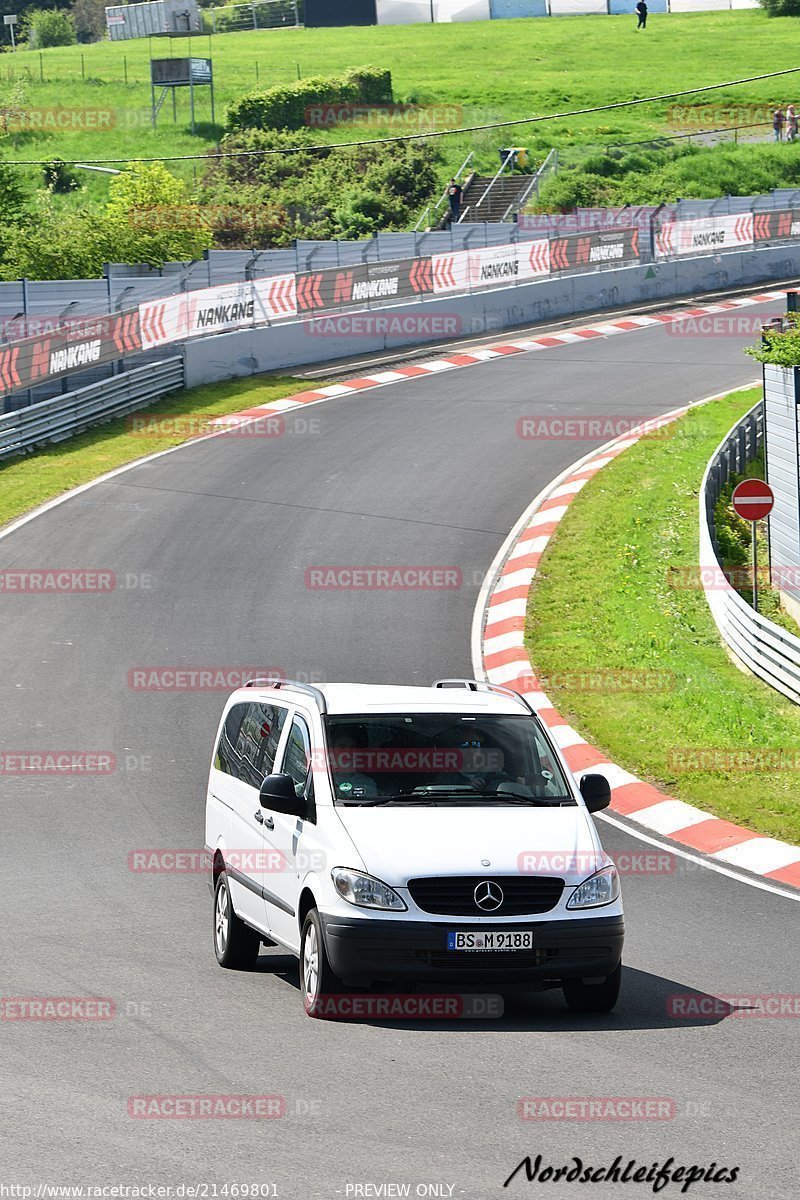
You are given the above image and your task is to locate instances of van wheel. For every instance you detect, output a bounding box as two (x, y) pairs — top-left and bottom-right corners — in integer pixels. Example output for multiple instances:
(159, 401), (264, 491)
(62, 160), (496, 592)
(562, 963), (621, 1013)
(301, 909), (345, 1018)
(214, 871), (260, 969)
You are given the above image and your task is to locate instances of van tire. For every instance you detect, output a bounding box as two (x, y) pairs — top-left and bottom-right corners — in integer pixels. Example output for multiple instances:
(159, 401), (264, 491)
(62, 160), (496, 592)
(562, 962), (621, 1013)
(214, 871), (260, 969)
(301, 909), (345, 1018)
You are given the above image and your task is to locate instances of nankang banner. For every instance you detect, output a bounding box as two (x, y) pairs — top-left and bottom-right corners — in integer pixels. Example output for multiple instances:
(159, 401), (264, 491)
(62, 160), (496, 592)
(296, 258), (433, 313)
(184, 282), (258, 338)
(752, 209), (800, 242)
(0, 311), (141, 398)
(549, 227), (639, 271)
(656, 214), (753, 259)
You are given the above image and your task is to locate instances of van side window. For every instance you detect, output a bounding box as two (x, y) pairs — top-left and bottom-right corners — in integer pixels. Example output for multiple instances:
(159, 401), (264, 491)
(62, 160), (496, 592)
(238, 703), (289, 789)
(214, 703), (248, 776)
(282, 717), (312, 798)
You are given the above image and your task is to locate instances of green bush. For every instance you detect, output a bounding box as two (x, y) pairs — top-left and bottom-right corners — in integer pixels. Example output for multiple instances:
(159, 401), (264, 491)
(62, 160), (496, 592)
(757, 0), (800, 14)
(200, 128), (439, 246)
(23, 9), (77, 49)
(745, 316), (800, 365)
(225, 66), (392, 133)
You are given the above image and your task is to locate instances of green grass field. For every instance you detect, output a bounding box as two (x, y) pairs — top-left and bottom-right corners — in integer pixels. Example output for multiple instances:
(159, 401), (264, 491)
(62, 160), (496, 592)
(1, 12), (798, 202)
(526, 387), (800, 845)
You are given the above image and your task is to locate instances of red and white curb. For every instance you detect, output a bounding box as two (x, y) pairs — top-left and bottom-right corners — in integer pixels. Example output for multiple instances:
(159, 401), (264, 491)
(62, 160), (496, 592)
(209, 289), (787, 429)
(473, 403), (800, 893)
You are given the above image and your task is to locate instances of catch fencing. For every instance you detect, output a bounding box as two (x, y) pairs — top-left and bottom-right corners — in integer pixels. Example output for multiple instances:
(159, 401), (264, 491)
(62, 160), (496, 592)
(4, 189), (800, 411)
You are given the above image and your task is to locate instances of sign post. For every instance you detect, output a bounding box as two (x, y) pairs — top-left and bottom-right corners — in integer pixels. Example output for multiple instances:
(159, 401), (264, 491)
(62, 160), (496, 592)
(3, 15), (18, 52)
(731, 479), (775, 612)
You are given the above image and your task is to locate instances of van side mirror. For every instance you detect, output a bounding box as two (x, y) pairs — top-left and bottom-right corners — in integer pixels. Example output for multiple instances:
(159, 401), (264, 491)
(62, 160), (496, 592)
(579, 773), (611, 814)
(259, 773), (306, 818)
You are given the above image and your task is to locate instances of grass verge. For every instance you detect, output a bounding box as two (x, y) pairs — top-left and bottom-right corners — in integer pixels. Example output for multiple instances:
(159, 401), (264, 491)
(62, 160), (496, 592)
(525, 387), (800, 845)
(3, 13), (797, 196)
(0, 374), (326, 529)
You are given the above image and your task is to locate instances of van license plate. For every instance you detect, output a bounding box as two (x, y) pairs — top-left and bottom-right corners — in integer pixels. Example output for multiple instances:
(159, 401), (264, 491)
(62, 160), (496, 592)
(446, 931), (533, 951)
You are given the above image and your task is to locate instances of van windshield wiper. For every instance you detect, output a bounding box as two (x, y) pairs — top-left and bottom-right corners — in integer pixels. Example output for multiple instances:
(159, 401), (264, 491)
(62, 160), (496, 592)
(336, 787), (573, 807)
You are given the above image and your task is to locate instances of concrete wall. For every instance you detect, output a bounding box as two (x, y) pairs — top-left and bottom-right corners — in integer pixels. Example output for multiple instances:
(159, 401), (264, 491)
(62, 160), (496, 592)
(183, 245), (799, 389)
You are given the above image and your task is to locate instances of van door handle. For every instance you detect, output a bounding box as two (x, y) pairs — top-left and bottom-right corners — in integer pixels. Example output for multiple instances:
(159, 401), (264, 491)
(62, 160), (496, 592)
(263, 815), (274, 830)
(253, 810), (264, 824)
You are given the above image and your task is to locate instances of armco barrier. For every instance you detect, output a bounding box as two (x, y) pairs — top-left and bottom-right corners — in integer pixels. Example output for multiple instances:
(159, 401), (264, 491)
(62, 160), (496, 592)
(700, 401), (800, 705)
(0, 358), (184, 460)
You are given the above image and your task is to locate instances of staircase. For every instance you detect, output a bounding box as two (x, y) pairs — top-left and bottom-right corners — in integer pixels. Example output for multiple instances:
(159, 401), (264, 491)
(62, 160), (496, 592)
(457, 172), (535, 225)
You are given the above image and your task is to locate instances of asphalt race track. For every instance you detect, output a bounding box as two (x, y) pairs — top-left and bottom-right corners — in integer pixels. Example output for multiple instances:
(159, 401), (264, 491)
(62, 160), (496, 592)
(1, 297), (798, 1198)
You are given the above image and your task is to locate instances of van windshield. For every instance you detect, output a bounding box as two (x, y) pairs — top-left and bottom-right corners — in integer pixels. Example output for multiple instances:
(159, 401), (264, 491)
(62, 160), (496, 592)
(323, 713), (575, 807)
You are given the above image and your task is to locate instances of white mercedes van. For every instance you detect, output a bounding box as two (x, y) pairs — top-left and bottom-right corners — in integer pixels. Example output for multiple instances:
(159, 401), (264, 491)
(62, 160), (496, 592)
(204, 678), (624, 1017)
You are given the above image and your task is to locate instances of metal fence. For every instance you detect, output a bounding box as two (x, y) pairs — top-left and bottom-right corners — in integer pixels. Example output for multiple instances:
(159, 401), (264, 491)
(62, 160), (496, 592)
(0, 358), (184, 461)
(700, 400), (800, 706)
(204, 0), (302, 32)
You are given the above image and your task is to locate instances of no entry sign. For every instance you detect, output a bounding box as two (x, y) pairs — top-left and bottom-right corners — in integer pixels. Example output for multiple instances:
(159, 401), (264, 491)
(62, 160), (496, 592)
(732, 479), (774, 522)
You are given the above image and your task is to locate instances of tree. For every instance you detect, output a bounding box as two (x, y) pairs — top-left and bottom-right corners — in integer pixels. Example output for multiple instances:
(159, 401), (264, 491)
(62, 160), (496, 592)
(0, 163), (213, 280)
(71, 0), (107, 44)
(23, 9), (77, 48)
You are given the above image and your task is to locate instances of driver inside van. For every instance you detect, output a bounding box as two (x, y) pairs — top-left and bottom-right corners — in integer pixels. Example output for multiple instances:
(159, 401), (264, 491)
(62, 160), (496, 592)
(329, 728), (378, 800)
(434, 725), (537, 796)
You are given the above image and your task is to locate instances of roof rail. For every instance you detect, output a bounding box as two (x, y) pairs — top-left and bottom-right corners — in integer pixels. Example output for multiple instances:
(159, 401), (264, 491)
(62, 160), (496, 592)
(244, 677), (327, 715)
(432, 678), (535, 715)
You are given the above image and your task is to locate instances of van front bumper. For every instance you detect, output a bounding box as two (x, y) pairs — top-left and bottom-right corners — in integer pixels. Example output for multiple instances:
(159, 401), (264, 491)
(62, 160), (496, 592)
(319, 913), (624, 987)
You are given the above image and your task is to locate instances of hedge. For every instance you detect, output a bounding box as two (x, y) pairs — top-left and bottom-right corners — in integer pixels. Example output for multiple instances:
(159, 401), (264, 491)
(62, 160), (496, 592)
(225, 67), (393, 133)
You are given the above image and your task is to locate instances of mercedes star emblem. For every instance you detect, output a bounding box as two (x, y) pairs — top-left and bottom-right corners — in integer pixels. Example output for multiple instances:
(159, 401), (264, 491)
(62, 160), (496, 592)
(474, 880), (504, 912)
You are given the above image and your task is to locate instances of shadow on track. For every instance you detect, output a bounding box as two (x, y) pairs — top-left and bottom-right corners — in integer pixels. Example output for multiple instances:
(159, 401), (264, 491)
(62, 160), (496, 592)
(248, 952), (737, 1032)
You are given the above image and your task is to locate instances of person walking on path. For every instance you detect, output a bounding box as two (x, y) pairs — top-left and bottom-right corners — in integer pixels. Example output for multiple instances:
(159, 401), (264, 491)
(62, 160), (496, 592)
(773, 107), (785, 142)
(447, 177), (463, 224)
(787, 105), (798, 142)
(636, 1), (647, 29)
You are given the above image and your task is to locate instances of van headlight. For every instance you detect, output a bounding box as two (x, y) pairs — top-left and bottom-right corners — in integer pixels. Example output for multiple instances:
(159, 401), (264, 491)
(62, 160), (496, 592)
(566, 865), (620, 909)
(332, 868), (407, 911)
